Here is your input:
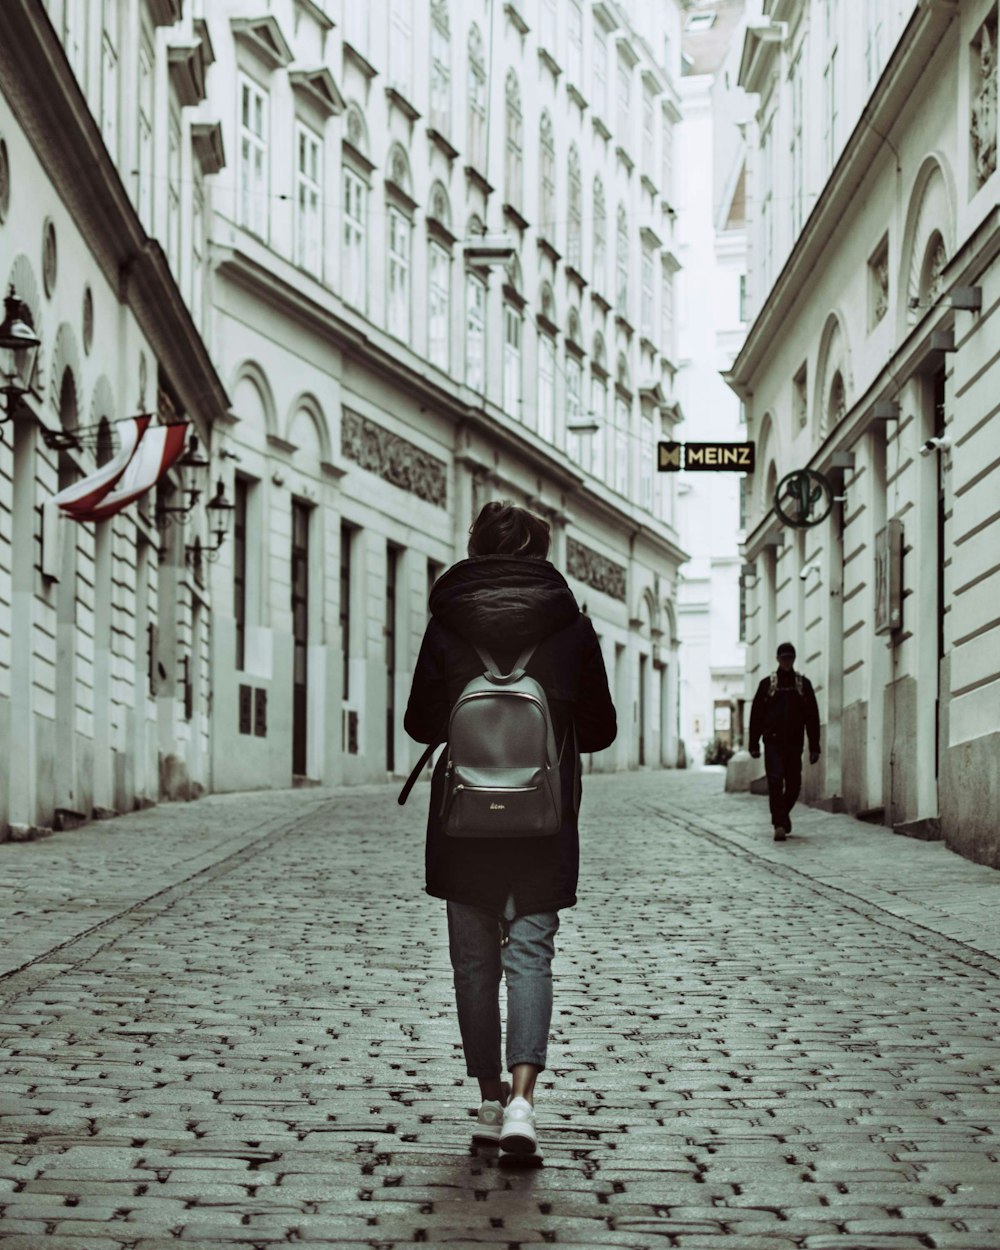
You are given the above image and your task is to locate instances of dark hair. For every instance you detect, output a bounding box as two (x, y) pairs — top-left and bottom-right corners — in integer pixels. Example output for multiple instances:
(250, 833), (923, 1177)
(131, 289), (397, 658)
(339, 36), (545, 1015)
(467, 500), (550, 559)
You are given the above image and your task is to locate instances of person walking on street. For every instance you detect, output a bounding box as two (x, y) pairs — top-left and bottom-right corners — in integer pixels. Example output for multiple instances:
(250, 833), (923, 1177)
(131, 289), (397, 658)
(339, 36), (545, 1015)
(748, 642), (821, 841)
(403, 501), (617, 1163)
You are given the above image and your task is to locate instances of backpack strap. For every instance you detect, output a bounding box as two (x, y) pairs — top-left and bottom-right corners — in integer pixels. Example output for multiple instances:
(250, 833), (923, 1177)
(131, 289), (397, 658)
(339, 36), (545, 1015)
(397, 713), (448, 806)
(472, 641), (537, 683)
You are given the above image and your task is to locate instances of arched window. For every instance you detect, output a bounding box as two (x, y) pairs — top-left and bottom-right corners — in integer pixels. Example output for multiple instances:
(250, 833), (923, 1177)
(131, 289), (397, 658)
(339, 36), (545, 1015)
(505, 70), (523, 209)
(430, 0), (451, 135)
(343, 103), (370, 312)
(567, 144), (582, 268)
(467, 24), (486, 169)
(591, 333), (608, 483)
(428, 182), (453, 371)
(616, 203), (629, 316)
(465, 214), (487, 392)
(567, 306), (582, 346)
(614, 353), (631, 496)
(539, 281), (557, 325)
(539, 111), (555, 238)
(386, 145), (414, 342)
(593, 176), (606, 290)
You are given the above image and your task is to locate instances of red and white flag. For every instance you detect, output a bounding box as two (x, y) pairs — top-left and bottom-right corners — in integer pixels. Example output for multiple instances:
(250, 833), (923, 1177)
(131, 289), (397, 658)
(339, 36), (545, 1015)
(53, 414), (152, 515)
(69, 422), (190, 524)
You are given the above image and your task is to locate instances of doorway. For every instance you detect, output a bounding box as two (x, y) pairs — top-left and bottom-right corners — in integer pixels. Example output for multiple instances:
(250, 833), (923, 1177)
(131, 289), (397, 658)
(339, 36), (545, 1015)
(291, 501), (310, 776)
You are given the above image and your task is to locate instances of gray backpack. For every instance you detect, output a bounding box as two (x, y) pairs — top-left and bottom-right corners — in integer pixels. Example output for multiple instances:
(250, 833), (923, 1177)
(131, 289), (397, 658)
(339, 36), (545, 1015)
(398, 642), (570, 838)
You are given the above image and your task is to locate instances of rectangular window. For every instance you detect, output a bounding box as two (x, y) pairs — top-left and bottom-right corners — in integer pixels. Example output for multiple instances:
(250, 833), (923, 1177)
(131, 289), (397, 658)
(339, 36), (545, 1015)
(343, 169), (367, 310)
(614, 395), (629, 496)
(295, 124), (322, 274)
(389, 0), (413, 96)
(537, 334), (555, 442)
(503, 305), (522, 418)
(791, 50), (804, 234)
(345, 3), (369, 55)
(234, 478), (248, 671)
(739, 476), (748, 531)
(340, 523), (352, 700)
(428, 243), (450, 370)
(191, 179), (205, 326)
(567, 355), (584, 468)
(388, 208), (411, 341)
(430, 16), (450, 134)
(640, 410), (654, 513)
(465, 272), (486, 391)
(567, 0), (583, 85)
(824, 47), (839, 172)
(642, 83), (655, 175)
(101, 0), (120, 159)
(661, 266), (675, 360)
(137, 41), (154, 230)
(759, 116), (774, 290)
(540, 0), (557, 58)
(591, 374), (607, 482)
(63, 0), (87, 83)
(593, 23), (608, 118)
(239, 75), (268, 239)
(167, 112), (181, 274)
(738, 273), (747, 323)
(641, 248), (655, 340)
(616, 55), (631, 146)
(468, 52), (486, 168)
(661, 113), (674, 203)
(866, 0), (886, 88)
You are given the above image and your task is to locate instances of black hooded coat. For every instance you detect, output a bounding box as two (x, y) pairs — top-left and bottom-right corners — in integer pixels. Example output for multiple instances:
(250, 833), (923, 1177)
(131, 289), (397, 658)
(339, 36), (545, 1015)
(403, 554), (617, 917)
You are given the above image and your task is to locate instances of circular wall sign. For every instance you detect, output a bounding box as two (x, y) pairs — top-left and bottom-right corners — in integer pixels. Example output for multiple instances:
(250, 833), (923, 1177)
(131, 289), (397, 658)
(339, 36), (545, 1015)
(0, 139), (10, 224)
(42, 218), (57, 297)
(773, 468), (834, 528)
(82, 285), (94, 355)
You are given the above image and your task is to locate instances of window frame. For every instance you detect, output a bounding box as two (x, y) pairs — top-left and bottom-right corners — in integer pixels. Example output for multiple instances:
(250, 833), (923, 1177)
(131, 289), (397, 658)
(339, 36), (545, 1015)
(387, 204), (412, 342)
(465, 270), (487, 392)
(430, 1), (451, 136)
(238, 73), (269, 240)
(503, 303), (522, 418)
(537, 330), (556, 442)
(428, 240), (451, 370)
(467, 25), (487, 169)
(343, 166), (368, 311)
(294, 120), (323, 275)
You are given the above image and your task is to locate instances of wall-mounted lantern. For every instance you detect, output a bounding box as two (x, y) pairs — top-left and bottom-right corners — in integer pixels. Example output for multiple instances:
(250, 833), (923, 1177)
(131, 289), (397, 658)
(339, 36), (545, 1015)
(0, 286), (41, 423)
(185, 477), (235, 567)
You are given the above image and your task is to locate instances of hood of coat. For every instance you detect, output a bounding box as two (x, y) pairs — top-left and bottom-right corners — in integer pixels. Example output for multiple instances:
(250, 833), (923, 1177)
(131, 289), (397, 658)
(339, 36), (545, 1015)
(429, 555), (580, 653)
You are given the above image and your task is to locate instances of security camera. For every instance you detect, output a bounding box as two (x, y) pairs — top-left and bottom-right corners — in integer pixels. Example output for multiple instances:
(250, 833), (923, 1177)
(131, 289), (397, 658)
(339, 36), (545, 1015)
(800, 559), (820, 581)
(919, 435), (951, 457)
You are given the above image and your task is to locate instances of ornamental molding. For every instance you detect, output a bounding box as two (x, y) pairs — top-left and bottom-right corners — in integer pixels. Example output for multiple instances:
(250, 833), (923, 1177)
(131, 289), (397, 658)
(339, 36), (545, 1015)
(566, 537), (626, 602)
(341, 409), (447, 508)
(191, 122), (226, 174)
(971, 9), (998, 190)
(289, 68), (346, 118)
(230, 16), (293, 70)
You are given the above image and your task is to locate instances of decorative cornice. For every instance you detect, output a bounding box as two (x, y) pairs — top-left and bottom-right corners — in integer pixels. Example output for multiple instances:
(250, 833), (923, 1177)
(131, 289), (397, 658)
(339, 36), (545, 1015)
(592, 115), (612, 142)
(465, 165), (494, 197)
(428, 127), (459, 161)
(266, 433), (297, 455)
(230, 16), (294, 70)
(341, 408), (448, 508)
(427, 216), (458, 248)
(289, 67), (345, 117)
(343, 40), (378, 80)
(168, 39), (208, 107)
(537, 236), (561, 265)
(385, 85), (421, 123)
(191, 121), (226, 174)
(566, 536), (627, 602)
(567, 83), (588, 112)
(565, 264), (588, 291)
(342, 138), (375, 176)
(616, 145), (635, 175)
(146, 0), (182, 28)
(538, 48), (561, 79)
(294, 0), (335, 32)
(504, 1), (529, 35)
(503, 202), (530, 233)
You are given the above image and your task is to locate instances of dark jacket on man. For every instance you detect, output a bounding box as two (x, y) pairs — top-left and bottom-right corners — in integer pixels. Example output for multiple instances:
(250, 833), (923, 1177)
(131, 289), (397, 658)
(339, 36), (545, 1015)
(748, 668), (821, 756)
(403, 554), (617, 918)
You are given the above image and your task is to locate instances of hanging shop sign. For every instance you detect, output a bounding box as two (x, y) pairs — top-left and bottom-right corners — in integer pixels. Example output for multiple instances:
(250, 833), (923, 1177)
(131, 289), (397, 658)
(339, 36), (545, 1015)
(657, 441), (755, 472)
(773, 468), (834, 528)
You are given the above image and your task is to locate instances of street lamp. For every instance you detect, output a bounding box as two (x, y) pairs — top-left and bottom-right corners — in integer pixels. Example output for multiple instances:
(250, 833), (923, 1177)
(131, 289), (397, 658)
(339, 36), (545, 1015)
(0, 286), (41, 424)
(186, 477), (235, 566)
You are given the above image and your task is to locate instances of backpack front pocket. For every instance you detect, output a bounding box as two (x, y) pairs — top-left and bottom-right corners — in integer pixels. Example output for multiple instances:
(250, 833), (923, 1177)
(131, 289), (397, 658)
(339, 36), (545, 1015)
(443, 765), (560, 837)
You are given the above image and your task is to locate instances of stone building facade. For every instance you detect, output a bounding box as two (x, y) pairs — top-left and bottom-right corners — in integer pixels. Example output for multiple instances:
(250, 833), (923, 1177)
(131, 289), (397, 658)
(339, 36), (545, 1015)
(733, 0), (1000, 865)
(0, 0), (227, 836)
(0, 0), (691, 835)
(201, 0), (690, 791)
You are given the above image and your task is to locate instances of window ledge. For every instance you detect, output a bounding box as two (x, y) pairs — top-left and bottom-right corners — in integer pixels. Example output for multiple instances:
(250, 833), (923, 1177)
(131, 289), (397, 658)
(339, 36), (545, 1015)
(427, 127), (459, 161)
(592, 289), (612, 314)
(538, 48), (562, 78)
(503, 202), (530, 232)
(616, 145), (635, 175)
(616, 313), (635, 336)
(385, 85), (421, 123)
(592, 115), (612, 141)
(565, 264), (588, 290)
(567, 83), (588, 111)
(465, 164), (494, 197)
(504, 1), (530, 35)
(343, 40), (378, 80)
(537, 236), (561, 265)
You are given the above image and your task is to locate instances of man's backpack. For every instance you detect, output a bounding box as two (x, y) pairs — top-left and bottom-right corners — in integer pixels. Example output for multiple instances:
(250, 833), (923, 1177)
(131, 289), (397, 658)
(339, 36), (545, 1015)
(768, 670), (804, 697)
(397, 642), (571, 838)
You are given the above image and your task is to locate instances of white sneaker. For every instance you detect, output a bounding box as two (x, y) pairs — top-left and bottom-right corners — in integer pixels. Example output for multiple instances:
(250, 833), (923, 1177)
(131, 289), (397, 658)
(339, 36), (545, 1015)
(499, 1095), (539, 1157)
(471, 1082), (510, 1144)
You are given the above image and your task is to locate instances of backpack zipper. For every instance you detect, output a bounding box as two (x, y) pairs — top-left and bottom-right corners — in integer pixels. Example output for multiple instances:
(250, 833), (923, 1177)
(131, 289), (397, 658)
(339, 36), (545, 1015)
(454, 783), (539, 793)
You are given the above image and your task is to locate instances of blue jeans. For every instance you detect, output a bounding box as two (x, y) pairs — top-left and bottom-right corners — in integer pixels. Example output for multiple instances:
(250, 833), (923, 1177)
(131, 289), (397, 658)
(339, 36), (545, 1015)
(446, 893), (560, 1078)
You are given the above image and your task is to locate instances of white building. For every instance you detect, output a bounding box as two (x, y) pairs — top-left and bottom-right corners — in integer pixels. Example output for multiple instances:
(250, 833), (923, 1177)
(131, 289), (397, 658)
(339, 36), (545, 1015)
(200, 0), (691, 791)
(732, 0), (1000, 866)
(0, 0), (696, 838)
(675, 0), (749, 764)
(0, 0), (226, 835)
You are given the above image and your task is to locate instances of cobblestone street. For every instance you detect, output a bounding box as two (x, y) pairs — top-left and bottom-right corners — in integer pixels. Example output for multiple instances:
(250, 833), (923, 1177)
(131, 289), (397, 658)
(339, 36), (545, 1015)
(2, 771), (1000, 1249)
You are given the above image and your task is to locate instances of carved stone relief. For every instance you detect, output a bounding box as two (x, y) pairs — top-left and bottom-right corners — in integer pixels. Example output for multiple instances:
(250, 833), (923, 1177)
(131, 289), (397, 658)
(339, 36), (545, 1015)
(341, 408), (447, 508)
(972, 9), (998, 189)
(566, 537), (627, 601)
